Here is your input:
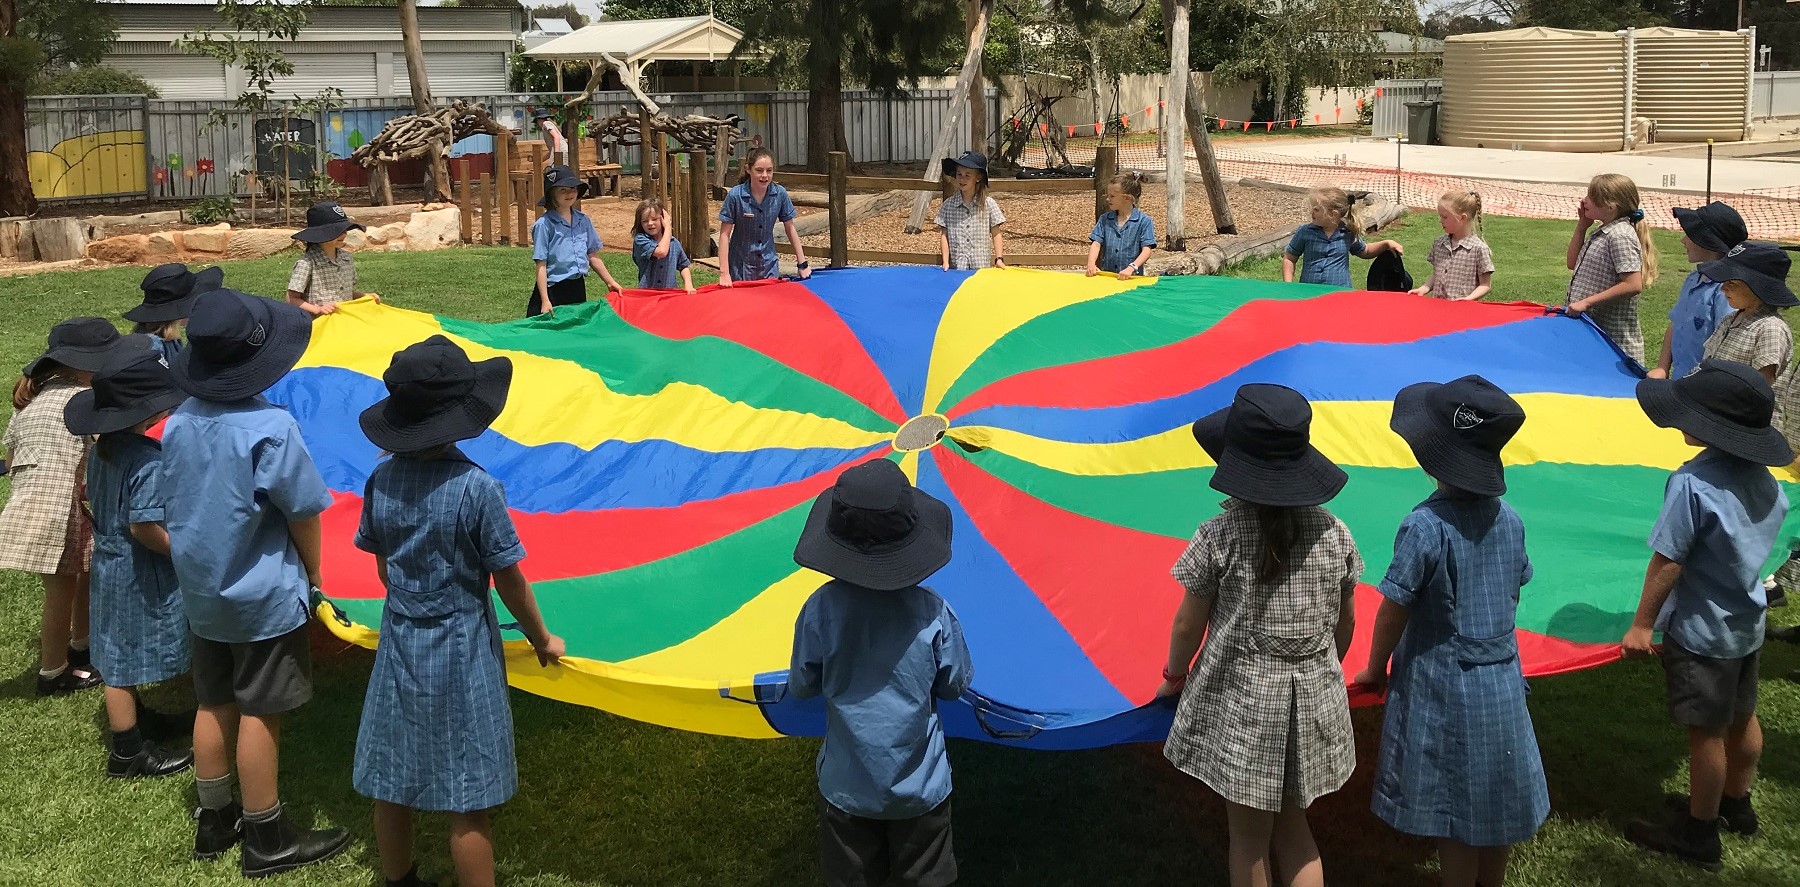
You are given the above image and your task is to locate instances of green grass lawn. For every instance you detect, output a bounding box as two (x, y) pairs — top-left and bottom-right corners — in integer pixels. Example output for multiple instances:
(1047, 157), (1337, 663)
(4, 222), (1800, 886)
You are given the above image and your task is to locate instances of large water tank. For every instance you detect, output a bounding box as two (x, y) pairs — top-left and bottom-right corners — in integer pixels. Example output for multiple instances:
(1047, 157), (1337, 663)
(1632, 27), (1750, 143)
(1440, 28), (1626, 152)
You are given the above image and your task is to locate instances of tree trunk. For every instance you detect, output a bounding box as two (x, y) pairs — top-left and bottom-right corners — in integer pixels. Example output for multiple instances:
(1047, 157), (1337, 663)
(0, 0), (37, 218)
(805, 57), (847, 174)
(904, 0), (991, 233)
(1164, 0), (1190, 251)
(966, 0), (987, 152)
(1184, 77), (1236, 235)
(397, 0), (450, 202)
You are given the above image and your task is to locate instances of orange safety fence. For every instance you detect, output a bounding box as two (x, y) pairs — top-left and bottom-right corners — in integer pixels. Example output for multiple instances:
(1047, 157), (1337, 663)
(1022, 139), (1800, 242)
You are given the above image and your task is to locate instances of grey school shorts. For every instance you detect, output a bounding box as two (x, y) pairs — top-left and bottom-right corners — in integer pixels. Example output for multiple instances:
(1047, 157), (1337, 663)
(191, 623), (314, 716)
(818, 794), (956, 887)
(1660, 637), (1759, 730)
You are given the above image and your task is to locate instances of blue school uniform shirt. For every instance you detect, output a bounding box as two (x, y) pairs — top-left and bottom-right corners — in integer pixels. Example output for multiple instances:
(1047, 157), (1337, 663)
(1668, 270), (1731, 378)
(1648, 448), (1789, 659)
(1090, 208), (1157, 273)
(789, 580), (973, 819)
(1286, 223), (1366, 287)
(87, 432), (189, 687)
(161, 396), (335, 644)
(631, 233), (692, 290)
(531, 209), (603, 285)
(718, 182), (796, 283)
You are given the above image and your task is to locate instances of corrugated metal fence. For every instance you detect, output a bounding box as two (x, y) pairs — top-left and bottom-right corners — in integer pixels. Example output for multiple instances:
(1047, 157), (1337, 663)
(26, 88), (1001, 204)
(1369, 79), (1442, 139)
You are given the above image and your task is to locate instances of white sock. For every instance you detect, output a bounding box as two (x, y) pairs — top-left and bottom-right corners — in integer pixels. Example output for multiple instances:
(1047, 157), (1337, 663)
(39, 665), (67, 679)
(69, 638), (89, 652)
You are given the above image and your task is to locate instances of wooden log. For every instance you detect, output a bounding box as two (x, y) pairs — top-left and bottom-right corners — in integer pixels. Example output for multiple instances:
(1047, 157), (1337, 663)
(496, 133), (513, 245)
(1094, 145), (1117, 220)
(458, 167), (473, 244)
(828, 151), (849, 269)
(687, 152), (711, 259)
(24, 218), (89, 263)
(479, 173), (493, 246)
(0, 217), (24, 259)
(1183, 76), (1236, 234)
(906, 0), (992, 233)
(774, 242), (1085, 268)
(713, 124), (731, 192)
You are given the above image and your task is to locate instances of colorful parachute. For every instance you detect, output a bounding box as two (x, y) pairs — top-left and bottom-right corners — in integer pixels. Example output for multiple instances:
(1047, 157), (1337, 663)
(277, 268), (1800, 749)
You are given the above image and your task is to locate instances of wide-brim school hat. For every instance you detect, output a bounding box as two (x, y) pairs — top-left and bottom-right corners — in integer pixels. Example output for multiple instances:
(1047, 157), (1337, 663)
(170, 289), (313, 401)
(24, 316), (130, 377)
(1191, 406), (1226, 461)
(64, 345), (187, 436)
(1636, 358), (1793, 467)
(1698, 241), (1797, 309)
(125, 263), (225, 323)
(1390, 375), (1526, 497)
(1673, 202), (1748, 255)
(359, 335), (512, 454)
(533, 108), (556, 121)
(941, 150), (990, 185)
(793, 459), (954, 591)
(537, 165), (591, 207)
(292, 201), (366, 244)
(1209, 384), (1348, 508)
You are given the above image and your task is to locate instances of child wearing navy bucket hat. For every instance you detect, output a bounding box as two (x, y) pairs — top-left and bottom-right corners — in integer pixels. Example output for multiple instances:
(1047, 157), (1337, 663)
(64, 347), (197, 780)
(128, 262), (224, 358)
(789, 459), (972, 887)
(528, 164), (622, 317)
(1623, 360), (1791, 870)
(352, 335), (564, 887)
(288, 201), (376, 316)
(1697, 242), (1796, 387)
(161, 289), (351, 875)
(935, 150), (1007, 271)
(1353, 375), (1550, 887)
(1650, 202), (1748, 379)
(1159, 384), (1362, 887)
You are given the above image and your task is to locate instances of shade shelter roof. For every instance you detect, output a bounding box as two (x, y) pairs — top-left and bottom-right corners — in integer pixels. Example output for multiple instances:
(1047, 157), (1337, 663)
(524, 15), (748, 68)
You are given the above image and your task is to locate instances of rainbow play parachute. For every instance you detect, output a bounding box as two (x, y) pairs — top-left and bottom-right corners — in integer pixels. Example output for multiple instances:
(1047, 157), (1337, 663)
(277, 268), (1800, 750)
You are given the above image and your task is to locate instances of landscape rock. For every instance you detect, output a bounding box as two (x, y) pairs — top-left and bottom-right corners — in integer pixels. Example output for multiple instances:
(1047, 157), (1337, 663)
(402, 208), (461, 251)
(343, 228), (369, 250)
(145, 231), (179, 258)
(184, 223), (232, 253)
(1145, 252), (1199, 277)
(87, 234), (150, 264)
(365, 222), (408, 246)
(222, 228), (300, 260)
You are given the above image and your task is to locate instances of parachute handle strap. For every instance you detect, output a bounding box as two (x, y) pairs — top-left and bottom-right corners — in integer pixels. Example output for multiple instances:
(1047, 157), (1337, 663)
(963, 690), (1044, 741)
(719, 679), (789, 706)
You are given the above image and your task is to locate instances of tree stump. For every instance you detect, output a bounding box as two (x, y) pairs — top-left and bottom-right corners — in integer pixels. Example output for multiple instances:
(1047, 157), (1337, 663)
(6, 218), (92, 262)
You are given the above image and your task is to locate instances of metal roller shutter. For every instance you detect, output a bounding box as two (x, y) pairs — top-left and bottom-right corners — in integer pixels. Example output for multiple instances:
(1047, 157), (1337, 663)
(395, 52), (510, 97)
(106, 55), (227, 100)
(277, 53), (380, 99)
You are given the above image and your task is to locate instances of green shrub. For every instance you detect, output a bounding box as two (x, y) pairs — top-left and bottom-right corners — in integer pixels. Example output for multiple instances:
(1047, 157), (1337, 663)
(32, 64), (160, 97)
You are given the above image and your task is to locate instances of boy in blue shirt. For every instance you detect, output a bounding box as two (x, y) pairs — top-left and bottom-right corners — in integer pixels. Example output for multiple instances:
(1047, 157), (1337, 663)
(164, 289), (350, 876)
(789, 459), (972, 887)
(1649, 202), (1747, 380)
(528, 165), (622, 317)
(1624, 359), (1792, 870)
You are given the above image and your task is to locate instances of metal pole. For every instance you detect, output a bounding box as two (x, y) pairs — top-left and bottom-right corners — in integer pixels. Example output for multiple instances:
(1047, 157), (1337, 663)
(1706, 139), (1714, 202)
(1395, 132), (1403, 205)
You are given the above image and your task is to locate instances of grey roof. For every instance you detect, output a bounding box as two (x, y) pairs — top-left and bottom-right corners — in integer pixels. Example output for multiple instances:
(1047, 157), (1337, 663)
(1375, 31), (1446, 55)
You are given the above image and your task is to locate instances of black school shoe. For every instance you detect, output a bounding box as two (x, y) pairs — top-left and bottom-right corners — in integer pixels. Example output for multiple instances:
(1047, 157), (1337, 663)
(240, 807), (351, 878)
(35, 668), (101, 697)
(134, 699), (196, 741)
(1665, 792), (1760, 838)
(194, 803), (244, 861)
(388, 864), (438, 887)
(1626, 809), (1723, 871)
(1769, 624), (1800, 643)
(106, 741), (194, 779)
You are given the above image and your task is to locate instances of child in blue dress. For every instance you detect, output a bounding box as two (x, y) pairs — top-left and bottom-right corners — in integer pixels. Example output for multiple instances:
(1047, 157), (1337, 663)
(1352, 375), (1548, 887)
(1087, 171), (1155, 279)
(1282, 187), (1402, 287)
(529, 166), (622, 317)
(630, 198), (695, 292)
(128, 263), (221, 359)
(353, 335), (565, 887)
(65, 347), (196, 779)
(718, 148), (812, 286)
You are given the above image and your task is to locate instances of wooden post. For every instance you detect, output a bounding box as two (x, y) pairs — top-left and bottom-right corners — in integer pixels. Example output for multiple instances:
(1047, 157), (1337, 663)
(515, 173), (529, 246)
(966, 0), (988, 152)
(639, 108), (654, 197)
(713, 123), (731, 192)
(905, 0), (992, 233)
(1094, 145), (1117, 220)
(828, 151), (849, 269)
(1164, 0), (1191, 251)
(530, 153), (546, 225)
(457, 165), (473, 243)
(478, 173), (493, 245)
(1183, 74), (1236, 233)
(670, 159), (689, 250)
(688, 151), (711, 259)
(496, 134), (513, 244)
(657, 131), (672, 207)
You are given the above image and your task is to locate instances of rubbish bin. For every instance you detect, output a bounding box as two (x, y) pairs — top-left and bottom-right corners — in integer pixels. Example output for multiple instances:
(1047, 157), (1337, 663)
(1405, 101), (1439, 146)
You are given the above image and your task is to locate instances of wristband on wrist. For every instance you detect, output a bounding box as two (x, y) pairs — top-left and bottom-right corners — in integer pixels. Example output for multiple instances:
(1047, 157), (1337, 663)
(1161, 665), (1187, 683)
(796, 260), (809, 269)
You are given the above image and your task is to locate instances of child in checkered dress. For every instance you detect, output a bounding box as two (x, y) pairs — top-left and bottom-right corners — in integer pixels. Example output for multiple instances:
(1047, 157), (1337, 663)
(65, 348), (196, 780)
(1158, 384), (1361, 887)
(1565, 173), (1658, 363)
(2, 318), (132, 698)
(352, 337), (564, 887)
(1411, 191), (1493, 300)
(1697, 243), (1794, 386)
(1354, 375), (1548, 887)
(936, 151), (1006, 271)
(288, 201), (375, 317)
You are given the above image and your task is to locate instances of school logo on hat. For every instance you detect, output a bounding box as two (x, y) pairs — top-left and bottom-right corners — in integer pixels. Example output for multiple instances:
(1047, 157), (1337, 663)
(1452, 405), (1483, 430)
(247, 323), (267, 347)
(1728, 243), (1747, 257)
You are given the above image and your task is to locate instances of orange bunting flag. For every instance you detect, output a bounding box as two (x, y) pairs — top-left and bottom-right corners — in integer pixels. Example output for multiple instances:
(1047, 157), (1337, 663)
(1068, 125), (1077, 137)
(1315, 114), (1322, 123)
(1122, 114), (1129, 127)
(1290, 118), (1299, 128)
(1265, 121), (1274, 132)
(1039, 123), (1049, 136)
(1144, 106), (1154, 116)
(1094, 122), (1103, 135)
(1376, 87), (1384, 97)
(1335, 108), (1343, 119)
(1242, 120), (1250, 132)
(1356, 98), (1365, 110)
(1158, 100), (1166, 107)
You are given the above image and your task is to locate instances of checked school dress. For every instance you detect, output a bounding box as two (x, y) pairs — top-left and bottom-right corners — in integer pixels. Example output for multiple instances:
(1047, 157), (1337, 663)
(87, 434), (189, 688)
(1371, 492), (1549, 847)
(0, 380), (93, 576)
(1164, 500), (1363, 812)
(352, 449), (526, 812)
